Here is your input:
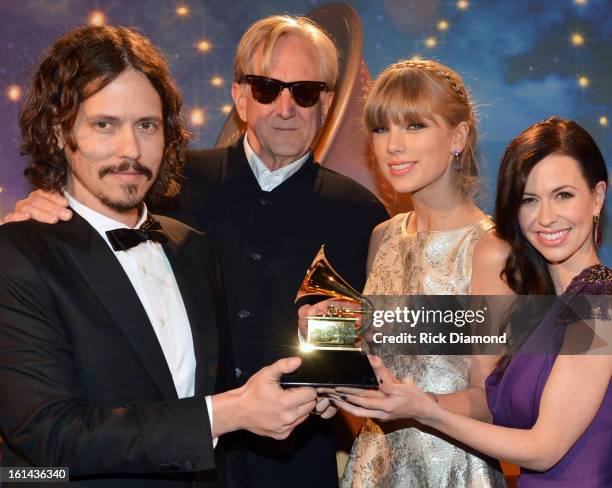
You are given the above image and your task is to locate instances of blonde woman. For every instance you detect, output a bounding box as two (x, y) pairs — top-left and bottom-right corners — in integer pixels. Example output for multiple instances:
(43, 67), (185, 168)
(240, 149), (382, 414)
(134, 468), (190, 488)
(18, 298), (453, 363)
(305, 60), (512, 487)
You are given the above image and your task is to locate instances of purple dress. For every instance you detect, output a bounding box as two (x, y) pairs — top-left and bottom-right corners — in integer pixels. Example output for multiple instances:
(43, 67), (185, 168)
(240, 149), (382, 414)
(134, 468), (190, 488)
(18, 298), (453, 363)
(486, 265), (612, 487)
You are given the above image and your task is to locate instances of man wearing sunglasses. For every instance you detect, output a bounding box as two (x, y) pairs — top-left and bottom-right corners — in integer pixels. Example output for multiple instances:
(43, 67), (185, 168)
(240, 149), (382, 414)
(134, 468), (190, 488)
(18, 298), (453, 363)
(4, 15), (388, 488)
(178, 17), (387, 488)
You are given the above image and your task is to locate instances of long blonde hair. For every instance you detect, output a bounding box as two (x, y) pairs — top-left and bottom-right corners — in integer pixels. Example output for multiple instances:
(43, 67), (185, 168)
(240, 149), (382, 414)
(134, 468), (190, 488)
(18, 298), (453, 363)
(365, 59), (480, 197)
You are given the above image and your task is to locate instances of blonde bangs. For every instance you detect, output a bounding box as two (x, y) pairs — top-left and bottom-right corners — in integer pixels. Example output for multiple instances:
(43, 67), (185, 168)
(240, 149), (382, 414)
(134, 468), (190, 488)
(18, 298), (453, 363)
(364, 70), (439, 131)
(364, 58), (482, 198)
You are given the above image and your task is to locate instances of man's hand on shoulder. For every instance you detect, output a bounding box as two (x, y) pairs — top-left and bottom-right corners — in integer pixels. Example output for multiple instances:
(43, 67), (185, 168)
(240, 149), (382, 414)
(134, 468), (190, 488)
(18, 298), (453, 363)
(2, 189), (72, 224)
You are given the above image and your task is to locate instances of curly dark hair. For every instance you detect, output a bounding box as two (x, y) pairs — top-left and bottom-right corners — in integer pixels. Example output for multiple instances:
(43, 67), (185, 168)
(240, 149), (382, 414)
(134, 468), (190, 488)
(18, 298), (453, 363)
(495, 116), (608, 295)
(20, 25), (190, 203)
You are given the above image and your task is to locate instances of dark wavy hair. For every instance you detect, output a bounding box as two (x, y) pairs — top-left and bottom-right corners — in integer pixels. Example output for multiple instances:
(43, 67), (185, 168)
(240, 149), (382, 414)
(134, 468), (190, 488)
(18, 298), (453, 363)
(495, 116), (608, 295)
(20, 25), (190, 203)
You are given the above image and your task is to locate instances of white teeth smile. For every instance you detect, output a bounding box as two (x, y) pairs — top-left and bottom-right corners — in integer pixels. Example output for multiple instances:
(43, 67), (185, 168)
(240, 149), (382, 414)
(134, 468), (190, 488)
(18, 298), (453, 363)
(538, 229), (569, 241)
(390, 162), (414, 170)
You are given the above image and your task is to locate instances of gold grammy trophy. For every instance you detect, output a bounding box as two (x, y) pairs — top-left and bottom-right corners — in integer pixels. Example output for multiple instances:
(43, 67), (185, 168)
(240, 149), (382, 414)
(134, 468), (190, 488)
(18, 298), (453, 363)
(280, 246), (378, 388)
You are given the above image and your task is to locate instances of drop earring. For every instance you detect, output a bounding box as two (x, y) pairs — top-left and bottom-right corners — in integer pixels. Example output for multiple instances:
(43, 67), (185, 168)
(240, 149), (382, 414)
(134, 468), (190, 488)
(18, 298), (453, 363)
(452, 149), (462, 171)
(593, 214), (602, 249)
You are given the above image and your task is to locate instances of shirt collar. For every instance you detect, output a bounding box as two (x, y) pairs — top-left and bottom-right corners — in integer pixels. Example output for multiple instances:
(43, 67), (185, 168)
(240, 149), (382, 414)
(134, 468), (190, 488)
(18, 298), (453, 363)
(65, 192), (148, 249)
(243, 135), (311, 190)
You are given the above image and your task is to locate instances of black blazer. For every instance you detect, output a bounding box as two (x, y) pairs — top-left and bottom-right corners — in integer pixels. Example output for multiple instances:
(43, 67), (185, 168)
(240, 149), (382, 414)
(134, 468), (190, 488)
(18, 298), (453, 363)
(157, 141), (388, 488)
(0, 213), (230, 487)
(165, 141), (388, 377)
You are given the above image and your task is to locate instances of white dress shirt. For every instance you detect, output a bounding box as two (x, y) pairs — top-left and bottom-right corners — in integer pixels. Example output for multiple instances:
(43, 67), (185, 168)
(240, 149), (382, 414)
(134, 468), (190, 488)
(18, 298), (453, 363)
(66, 194), (216, 444)
(243, 136), (311, 191)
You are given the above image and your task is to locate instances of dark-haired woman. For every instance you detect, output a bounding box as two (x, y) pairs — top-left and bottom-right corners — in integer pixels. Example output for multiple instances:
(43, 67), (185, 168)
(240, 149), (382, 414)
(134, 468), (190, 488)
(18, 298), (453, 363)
(331, 117), (611, 487)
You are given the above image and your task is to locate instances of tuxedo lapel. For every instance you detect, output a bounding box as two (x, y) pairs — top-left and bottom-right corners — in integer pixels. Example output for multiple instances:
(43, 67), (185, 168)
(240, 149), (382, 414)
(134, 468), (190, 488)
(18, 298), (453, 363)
(157, 218), (220, 396)
(60, 213), (178, 400)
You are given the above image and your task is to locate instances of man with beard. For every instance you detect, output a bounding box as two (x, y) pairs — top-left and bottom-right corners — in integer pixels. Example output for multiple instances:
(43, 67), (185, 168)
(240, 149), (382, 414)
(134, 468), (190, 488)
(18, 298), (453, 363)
(3, 16), (388, 487)
(0, 25), (320, 487)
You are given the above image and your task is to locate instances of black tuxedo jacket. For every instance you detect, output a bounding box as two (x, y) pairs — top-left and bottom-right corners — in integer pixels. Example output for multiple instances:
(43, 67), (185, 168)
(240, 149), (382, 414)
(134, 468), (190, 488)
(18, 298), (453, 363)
(0, 213), (230, 487)
(157, 141), (388, 488)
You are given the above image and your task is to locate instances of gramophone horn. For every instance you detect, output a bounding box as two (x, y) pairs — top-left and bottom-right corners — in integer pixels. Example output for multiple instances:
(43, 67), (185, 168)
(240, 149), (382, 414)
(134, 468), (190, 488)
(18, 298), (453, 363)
(295, 245), (362, 303)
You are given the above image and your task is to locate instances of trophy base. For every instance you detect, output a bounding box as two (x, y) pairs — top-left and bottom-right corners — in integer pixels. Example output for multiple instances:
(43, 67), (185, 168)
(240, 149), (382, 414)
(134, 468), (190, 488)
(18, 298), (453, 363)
(280, 348), (378, 389)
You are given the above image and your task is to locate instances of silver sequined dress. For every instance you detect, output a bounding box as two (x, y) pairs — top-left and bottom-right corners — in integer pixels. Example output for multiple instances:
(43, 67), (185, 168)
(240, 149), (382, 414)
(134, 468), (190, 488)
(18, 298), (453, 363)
(341, 212), (507, 488)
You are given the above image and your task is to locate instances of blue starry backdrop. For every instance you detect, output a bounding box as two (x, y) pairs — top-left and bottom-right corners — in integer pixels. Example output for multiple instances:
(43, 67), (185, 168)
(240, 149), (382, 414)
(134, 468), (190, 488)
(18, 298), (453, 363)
(1, 0), (610, 263)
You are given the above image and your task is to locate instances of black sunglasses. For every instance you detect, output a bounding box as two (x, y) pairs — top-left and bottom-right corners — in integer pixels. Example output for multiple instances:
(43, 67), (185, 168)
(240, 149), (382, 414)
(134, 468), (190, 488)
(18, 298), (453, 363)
(241, 74), (330, 108)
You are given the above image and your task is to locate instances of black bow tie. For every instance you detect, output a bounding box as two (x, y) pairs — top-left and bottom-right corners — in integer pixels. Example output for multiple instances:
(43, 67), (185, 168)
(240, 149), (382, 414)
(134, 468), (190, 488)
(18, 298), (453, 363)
(106, 217), (168, 252)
